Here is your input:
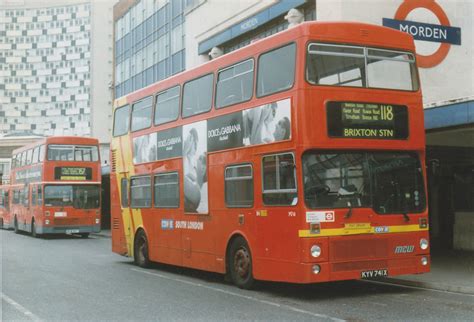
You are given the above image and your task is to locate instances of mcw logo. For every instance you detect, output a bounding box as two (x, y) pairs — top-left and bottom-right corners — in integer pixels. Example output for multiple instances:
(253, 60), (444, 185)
(394, 245), (415, 254)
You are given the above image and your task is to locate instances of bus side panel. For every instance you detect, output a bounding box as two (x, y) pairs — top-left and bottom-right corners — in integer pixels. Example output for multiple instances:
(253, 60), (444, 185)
(111, 172), (128, 255)
(181, 157), (222, 273)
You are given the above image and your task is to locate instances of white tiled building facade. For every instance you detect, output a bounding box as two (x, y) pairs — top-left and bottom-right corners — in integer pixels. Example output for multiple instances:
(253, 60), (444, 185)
(0, 3), (92, 136)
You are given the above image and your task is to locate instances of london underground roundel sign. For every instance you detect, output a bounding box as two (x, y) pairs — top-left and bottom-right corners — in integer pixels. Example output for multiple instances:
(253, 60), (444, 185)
(383, 0), (462, 68)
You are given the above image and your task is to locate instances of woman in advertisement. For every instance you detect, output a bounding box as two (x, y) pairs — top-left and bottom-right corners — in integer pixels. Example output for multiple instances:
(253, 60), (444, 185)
(183, 128), (201, 212)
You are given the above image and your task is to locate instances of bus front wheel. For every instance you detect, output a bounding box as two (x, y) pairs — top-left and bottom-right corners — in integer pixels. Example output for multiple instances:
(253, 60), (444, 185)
(31, 219), (38, 238)
(14, 217), (19, 234)
(134, 230), (150, 268)
(229, 237), (255, 289)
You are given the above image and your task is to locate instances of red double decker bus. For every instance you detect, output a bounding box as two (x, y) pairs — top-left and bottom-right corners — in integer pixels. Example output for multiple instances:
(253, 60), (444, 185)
(10, 137), (102, 237)
(111, 21), (430, 288)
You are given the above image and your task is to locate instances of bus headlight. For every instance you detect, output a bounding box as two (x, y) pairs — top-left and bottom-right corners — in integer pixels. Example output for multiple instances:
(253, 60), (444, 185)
(45, 220), (50, 225)
(312, 264), (321, 274)
(420, 238), (429, 250)
(45, 211), (50, 217)
(311, 245), (321, 258)
(421, 256), (428, 266)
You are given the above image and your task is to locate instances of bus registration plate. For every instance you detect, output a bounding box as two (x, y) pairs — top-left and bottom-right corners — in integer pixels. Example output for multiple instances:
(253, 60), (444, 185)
(66, 229), (80, 234)
(361, 269), (388, 278)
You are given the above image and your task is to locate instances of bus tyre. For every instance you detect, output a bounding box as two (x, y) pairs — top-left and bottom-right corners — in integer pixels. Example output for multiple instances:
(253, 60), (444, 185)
(80, 233), (90, 238)
(14, 217), (19, 234)
(0, 218), (3, 229)
(134, 230), (150, 268)
(229, 237), (255, 289)
(31, 219), (38, 238)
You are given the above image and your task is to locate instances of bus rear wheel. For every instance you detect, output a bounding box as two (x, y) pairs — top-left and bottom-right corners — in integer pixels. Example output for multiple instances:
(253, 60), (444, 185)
(134, 230), (150, 268)
(229, 237), (255, 289)
(80, 233), (90, 238)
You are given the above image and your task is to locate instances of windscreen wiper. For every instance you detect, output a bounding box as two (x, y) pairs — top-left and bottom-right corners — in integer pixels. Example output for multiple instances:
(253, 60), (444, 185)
(344, 201), (353, 219)
(402, 212), (410, 222)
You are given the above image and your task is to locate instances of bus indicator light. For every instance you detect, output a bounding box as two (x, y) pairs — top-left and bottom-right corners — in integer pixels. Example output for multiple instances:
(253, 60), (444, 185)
(419, 218), (428, 228)
(312, 265), (321, 274)
(310, 223), (321, 234)
(421, 257), (429, 266)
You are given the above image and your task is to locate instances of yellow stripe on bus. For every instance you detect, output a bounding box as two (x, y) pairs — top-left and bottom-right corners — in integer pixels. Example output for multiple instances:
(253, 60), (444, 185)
(298, 224), (429, 238)
(118, 133), (144, 257)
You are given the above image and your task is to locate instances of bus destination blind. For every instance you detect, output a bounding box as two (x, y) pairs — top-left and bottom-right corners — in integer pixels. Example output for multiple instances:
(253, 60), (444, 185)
(327, 101), (408, 139)
(55, 167), (92, 181)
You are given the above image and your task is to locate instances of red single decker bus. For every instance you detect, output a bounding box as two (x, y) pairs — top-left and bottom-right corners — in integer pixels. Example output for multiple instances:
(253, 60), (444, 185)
(110, 21), (430, 288)
(10, 136), (102, 237)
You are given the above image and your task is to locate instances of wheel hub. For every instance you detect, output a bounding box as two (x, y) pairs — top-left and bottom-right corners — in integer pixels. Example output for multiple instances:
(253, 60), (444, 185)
(234, 248), (250, 278)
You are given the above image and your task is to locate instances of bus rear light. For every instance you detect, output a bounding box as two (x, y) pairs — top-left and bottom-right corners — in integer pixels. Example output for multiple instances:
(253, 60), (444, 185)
(95, 219), (100, 224)
(45, 220), (50, 225)
(421, 256), (428, 266)
(45, 211), (50, 217)
(312, 265), (321, 274)
(419, 218), (428, 228)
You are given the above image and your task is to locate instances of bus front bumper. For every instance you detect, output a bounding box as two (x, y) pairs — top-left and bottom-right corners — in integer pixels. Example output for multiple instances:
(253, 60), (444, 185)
(254, 254), (430, 284)
(37, 224), (101, 235)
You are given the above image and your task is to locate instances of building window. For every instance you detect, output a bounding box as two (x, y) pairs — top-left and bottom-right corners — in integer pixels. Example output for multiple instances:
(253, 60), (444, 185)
(225, 164), (253, 207)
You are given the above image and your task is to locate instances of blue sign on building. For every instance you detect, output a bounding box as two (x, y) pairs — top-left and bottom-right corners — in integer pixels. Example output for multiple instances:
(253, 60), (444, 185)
(383, 18), (461, 45)
(198, 0), (306, 55)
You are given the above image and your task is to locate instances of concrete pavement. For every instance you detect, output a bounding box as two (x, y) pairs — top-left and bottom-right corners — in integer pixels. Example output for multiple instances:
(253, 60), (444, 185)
(92, 230), (474, 294)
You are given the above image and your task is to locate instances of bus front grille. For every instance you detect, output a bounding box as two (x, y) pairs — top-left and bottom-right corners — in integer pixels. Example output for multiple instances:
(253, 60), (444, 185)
(54, 218), (81, 226)
(330, 238), (388, 261)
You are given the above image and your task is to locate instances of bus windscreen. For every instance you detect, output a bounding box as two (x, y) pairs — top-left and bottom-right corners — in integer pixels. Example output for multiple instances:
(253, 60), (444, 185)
(44, 185), (100, 209)
(302, 152), (426, 215)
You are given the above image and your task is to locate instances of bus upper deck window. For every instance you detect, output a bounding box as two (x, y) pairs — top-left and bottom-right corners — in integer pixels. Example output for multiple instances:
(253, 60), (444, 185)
(366, 48), (418, 91)
(155, 86), (180, 125)
(39, 145), (45, 162)
(216, 59), (254, 108)
(113, 104), (130, 137)
(131, 96), (153, 132)
(257, 43), (296, 98)
(306, 43), (418, 91)
(307, 43), (365, 87)
(32, 147), (39, 164)
(182, 74), (213, 118)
